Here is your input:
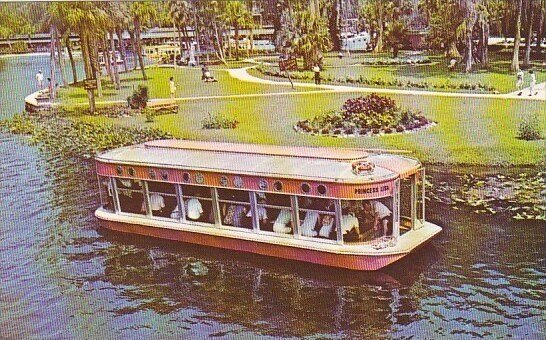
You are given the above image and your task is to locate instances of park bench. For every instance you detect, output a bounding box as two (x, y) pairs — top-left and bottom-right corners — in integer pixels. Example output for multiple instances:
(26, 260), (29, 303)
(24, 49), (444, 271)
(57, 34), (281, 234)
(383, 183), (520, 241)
(147, 100), (179, 115)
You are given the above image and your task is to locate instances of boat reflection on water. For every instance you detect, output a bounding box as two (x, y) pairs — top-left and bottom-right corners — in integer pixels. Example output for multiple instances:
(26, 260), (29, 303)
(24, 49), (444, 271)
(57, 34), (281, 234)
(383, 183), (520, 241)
(98, 228), (439, 337)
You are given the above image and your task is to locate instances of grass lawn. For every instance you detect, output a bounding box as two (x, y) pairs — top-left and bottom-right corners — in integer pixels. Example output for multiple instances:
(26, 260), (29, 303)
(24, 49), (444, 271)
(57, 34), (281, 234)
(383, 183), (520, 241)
(57, 66), (318, 106)
(253, 51), (546, 94)
(73, 91), (545, 166)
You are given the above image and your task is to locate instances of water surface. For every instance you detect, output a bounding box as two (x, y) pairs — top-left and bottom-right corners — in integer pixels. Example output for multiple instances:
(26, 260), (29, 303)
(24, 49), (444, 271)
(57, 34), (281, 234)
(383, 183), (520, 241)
(0, 55), (544, 338)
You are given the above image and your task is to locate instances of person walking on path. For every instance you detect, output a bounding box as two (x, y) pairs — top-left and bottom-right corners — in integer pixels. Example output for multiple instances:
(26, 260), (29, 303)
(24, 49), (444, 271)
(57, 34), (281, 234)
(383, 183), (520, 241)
(35, 71), (44, 90)
(312, 64), (321, 85)
(516, 69), (525, 95)
(528, 70), (536, 96)
(169, 77), (176, 98)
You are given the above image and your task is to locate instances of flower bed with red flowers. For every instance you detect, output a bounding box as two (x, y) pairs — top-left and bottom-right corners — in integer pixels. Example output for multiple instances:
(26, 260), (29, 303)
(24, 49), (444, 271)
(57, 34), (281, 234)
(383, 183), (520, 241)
(295, 93), (434, 137)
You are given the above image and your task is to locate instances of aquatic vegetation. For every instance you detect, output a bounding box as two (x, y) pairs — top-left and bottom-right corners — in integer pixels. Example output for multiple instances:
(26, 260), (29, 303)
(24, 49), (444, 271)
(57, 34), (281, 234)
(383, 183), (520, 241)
(518, 114), (543, 141)
(0, 113), (171, 159)
(428, 172), (546, 221)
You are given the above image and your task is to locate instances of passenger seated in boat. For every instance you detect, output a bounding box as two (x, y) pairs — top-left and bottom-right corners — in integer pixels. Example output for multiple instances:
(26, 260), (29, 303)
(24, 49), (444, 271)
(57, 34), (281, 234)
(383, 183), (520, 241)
(273, 209), (292, 233)
(149, 192), (166, 215)
(224, 204), (248, 228)
(341, 213), (360, 241)
(185, 197), (203, 221)
(246, 197), (268, 223)
(300, 210), (319, 237)
(363, 200), (392, 238)
(318, 214), (335, 238)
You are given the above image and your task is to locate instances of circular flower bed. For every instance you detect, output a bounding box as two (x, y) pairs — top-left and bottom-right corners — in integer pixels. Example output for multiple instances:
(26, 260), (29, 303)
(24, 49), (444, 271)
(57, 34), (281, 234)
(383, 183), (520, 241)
(294, 93), (434, 137)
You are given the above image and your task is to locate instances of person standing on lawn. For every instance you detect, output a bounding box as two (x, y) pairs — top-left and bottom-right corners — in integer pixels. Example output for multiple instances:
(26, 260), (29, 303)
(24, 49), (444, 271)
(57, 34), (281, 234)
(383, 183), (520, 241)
(312, 64), (321, 85)
(35, 71), (44, 90)
(516, 69), (525, 95)
(169, 77), (176, 98)
(528, 70), (536, 96)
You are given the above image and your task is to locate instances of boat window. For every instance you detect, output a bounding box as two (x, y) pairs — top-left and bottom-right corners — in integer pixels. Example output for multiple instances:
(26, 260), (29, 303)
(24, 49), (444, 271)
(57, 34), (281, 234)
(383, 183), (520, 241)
(217, 188), (252, 229)
(181, 184), (213, 224)
(339, 198), (394, 243)
(116, 178), (146, 216)
(98, 176), (115, 212)
(297, 197), (336, 240)
(255, 192), (293, 235)
(399, 177), (414, 235)
(415, 169), (425, 229)
(146, 181), (178, 219)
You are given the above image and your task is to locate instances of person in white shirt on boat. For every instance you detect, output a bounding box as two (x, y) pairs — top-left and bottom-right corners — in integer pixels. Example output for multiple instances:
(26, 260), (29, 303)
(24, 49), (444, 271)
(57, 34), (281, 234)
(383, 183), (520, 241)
(185, 197), (203, 220)
(141, 192), (165, 214)
(363, 200), (392, 238)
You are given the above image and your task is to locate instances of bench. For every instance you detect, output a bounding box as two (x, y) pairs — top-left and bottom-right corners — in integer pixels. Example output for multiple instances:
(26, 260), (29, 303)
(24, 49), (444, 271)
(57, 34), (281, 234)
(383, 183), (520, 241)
(147, 100), (179, 115)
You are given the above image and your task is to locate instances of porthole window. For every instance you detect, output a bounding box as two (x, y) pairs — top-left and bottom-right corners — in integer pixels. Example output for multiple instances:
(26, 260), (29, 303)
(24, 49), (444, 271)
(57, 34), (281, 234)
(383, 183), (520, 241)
(301, 183), (311, 194)
(128, 167), (135, 177)
(161, 172), (168, 180)
(219, 175), (229, 186)
(148, 169), (156, 179)
(258, 179), (268, 191)
(233, 176), (244, 188)
(195, 173), (205, 184)
(273, 181), (283, 191)
(182, 172), (190, 182)
(116, 166), (123, 175)
(317, 184), (327, 195)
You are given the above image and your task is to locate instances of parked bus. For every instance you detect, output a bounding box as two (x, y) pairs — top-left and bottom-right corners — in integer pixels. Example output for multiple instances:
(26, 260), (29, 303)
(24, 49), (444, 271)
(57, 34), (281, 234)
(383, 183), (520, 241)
(95, 140), (442, 271)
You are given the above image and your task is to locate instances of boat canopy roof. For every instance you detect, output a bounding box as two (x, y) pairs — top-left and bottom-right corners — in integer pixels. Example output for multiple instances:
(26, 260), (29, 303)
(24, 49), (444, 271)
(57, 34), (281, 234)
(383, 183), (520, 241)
(96, 140), (421, 184)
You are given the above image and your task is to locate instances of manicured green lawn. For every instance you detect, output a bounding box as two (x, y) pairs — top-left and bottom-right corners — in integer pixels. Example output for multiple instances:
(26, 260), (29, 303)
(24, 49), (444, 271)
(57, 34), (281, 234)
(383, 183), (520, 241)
(253, 51), (546, 93)
(73, 91), (545, 166)
(57, 66), (318, 106)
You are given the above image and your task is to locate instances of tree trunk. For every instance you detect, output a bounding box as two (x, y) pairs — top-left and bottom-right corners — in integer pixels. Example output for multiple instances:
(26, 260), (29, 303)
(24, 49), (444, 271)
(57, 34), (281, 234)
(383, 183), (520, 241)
(128, 30), (138, 71)
(134, 20), (147, 80)
(55, 29), (68, 87)
(374, 3), (384, 52)
(534, 0), (545, 56)
(80, 30), (96, 113)
(49, 25), (57, 100)
(212, 19), (227, 64)
(116, 29), (128, 73)
(235, 26), (240, 60)
(512, 0), (523, 71)
(523, 0), (535, 67)
(176, 24), (184, 61)
(227, 27), (232, 59)
(88, 33), (102, 97)
(330, 0), (341, 51)
(65, 36), (78, 83)
(110, 31), (120, 90)
(103, 37), (115, 84)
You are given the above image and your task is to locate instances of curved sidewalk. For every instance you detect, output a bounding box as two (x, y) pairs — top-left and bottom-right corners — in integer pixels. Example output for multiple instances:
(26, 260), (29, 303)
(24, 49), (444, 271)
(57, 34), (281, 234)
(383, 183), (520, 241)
(229, 66), (546, 101)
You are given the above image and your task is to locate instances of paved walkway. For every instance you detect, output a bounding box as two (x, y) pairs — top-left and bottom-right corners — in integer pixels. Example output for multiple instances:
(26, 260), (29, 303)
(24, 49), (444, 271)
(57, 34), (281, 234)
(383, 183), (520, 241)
(228, 66), (546, 101)
(507, 81), (546, 99)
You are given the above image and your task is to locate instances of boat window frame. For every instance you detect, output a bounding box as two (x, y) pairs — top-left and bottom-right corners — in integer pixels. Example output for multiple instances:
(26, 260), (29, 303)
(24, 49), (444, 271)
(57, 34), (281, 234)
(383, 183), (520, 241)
(144, 180), (180, 220)
(295, 196), (339, 244)
(254, 190), (295, 237)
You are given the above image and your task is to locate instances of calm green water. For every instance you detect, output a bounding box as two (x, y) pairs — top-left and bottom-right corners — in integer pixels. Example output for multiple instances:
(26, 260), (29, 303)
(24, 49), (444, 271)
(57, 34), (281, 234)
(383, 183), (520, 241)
(0, 55), (544, 338)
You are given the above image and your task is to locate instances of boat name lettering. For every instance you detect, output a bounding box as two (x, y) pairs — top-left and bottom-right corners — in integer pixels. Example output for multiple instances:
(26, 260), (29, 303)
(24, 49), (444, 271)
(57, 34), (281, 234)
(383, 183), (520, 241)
(354, 185), (390, 195)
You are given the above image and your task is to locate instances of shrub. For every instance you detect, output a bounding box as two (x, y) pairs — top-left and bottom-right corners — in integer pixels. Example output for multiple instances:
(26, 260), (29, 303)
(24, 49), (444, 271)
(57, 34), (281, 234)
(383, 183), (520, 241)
(295, 93), (432, 137)
(143, 108), (155, 123)
(127, 85), (149, 109)
(518, 115), (543, 141)
(202, 113), (239, 129)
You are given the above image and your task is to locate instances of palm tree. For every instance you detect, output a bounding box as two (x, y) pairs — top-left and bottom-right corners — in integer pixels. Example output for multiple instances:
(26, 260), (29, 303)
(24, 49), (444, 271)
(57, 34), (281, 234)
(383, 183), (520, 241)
(512, 0), (523, 71)
(130, 1), (157, 80)
(168, 1), (192, 59)
(384, 22), (408, 58)
(223, 1), (253, 61)
(291, 10), (332, 69)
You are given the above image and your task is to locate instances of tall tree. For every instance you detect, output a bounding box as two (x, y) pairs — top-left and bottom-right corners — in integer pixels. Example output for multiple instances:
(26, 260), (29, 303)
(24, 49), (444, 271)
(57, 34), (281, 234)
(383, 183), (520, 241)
(523, 0), (537, 67)
(512, 0), (523, 71)
(223, 1), (254, 60)
(130, 1), (157, 80)
(288, 10), (331, 68)
(460, 0), (478, 73)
